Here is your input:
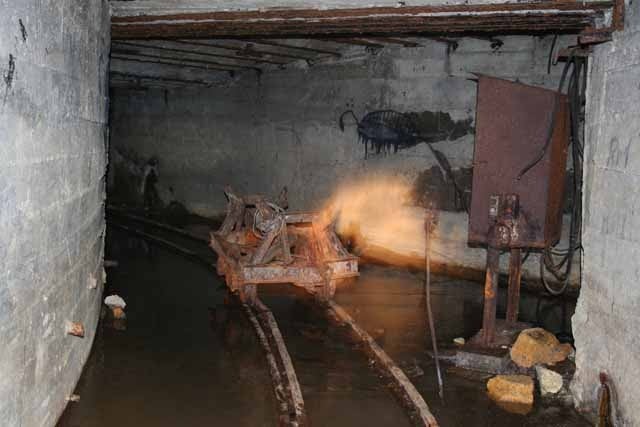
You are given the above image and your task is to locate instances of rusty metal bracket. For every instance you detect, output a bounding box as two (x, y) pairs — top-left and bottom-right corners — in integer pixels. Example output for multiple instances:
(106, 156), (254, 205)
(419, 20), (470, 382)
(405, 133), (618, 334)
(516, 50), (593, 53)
(578, 30), (613, 46)
(480, 194), (525, 347)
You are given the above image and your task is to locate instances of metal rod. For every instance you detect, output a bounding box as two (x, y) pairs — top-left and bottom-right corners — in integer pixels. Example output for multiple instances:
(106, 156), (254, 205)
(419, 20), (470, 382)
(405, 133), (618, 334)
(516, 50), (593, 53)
(112, 49), (260, 71)
(237, 39), (342, 57)
(108, 220), (215, 266)
(481, 246), (500, 346)
(113, 41), (285, 65)
(506, 248), (522, 324)
(365, 36), (421, 47)
(321, 37), (385, 48)
(112, 55), (234, 73)
(240, 301), (292, 423)
(110, 71), (212, 86)
(254, 299), (306, 424)
(106, 206), (209, 243)
(326, 301), (439, 426)
(425, 214), (444, 401)
(172, 39), (313, 61)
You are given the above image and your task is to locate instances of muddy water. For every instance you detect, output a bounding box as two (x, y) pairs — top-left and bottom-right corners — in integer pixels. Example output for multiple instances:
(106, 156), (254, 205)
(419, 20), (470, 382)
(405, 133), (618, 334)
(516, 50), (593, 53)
(259, 286), (412, 427)
(335, 264), (589, 426)
(59, 226), (587, 426)
(57, 229), (275, 427)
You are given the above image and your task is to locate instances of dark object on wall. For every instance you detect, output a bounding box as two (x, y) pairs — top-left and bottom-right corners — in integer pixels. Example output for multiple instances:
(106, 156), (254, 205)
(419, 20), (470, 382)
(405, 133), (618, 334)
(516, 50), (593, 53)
(339, 109), (473, 157)
(468, 76), (569, 249)
(339, 110), (419, 157)
(339, 109), (471, 211)
(412, 166), (472, 212)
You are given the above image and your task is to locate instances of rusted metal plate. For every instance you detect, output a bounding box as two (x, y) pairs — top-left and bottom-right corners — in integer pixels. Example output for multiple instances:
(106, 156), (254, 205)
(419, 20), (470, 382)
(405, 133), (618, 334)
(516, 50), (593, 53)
(325, 259), (359, 280)
(111, 1), (612, 39)
(242, 265), (325, 284)
(285, 212), (317, 224)
(468, 76), (569, 249)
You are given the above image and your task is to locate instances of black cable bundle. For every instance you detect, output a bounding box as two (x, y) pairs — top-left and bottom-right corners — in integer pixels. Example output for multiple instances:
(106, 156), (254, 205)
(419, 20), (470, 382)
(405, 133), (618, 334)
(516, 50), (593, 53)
(540, 51), (586, 295)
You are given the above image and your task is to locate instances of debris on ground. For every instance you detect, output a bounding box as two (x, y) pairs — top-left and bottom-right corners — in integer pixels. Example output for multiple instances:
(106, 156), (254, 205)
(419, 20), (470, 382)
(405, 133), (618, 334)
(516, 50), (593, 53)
(510, 328), (572, 368)
(104, 294), (126, 309)
(103, 294), (127, 330)
(535, 366), (564, 396)
(486, 374), (534, 415)
(453, 337), (465, 346)
(400, 359), (425, 378)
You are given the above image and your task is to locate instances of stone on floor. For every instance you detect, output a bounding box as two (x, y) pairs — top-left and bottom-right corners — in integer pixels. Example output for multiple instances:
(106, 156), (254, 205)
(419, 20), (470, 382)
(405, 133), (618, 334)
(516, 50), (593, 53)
(487, 374), (534, 415)
(535, 366), (564, 396)
(510, 328), (572, 368)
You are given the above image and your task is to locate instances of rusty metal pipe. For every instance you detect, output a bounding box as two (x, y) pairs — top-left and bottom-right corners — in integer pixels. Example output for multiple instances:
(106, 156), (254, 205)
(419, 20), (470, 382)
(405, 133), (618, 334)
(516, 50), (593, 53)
(239, 39), (342, 57)
(111, 55), (235, 73)
(506, 248), (522, 324)
(173, 39), (314, 61)
(113, 41), (284, 65)
(112, 48), (260, 71)
(481, 246), (500, 346)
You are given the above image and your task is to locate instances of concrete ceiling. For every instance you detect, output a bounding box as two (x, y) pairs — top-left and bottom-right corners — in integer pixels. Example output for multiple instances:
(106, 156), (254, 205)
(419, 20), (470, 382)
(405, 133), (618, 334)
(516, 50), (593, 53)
(109, 37), (429, 88)
(109, 0), (619, 88)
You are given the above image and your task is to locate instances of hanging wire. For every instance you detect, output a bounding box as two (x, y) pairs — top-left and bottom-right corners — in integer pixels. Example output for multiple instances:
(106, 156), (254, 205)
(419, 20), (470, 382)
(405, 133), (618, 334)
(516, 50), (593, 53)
(425, 211), (444, 401)
(540, 51), (585, 295)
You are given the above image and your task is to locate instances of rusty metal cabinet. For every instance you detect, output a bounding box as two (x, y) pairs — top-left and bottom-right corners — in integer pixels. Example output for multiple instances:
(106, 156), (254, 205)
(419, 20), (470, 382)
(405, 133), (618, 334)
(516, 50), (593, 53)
(468, 76), (569, 249)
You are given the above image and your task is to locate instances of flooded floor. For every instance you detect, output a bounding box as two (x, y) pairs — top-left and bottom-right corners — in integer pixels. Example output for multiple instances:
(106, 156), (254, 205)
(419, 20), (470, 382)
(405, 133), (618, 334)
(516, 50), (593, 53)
(58, 224), (588, 426)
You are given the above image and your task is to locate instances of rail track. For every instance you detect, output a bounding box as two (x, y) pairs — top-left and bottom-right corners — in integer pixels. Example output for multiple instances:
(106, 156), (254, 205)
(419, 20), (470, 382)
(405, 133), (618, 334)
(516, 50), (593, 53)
(107, 207), (438, 427)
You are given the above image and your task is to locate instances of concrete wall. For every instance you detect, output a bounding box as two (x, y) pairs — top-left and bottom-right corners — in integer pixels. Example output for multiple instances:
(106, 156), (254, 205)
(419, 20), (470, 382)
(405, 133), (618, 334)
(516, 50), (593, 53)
(0, 2), (110, 426)
(109, 35), (581, 285)
(110, 36), (566, 214)
(571, 2), (640, 424)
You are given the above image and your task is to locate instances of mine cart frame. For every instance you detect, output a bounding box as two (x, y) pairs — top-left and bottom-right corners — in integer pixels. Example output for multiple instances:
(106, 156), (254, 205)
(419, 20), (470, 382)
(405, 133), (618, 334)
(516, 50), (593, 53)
(209, 187), (358, 304)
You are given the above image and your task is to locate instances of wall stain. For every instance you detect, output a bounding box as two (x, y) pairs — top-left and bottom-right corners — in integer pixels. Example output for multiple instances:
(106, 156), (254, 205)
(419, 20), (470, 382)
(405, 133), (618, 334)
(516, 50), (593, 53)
(3, 54), (16, 105)
(19, 19), (27, 42)
(412, 166), (473, 211)
(339, 109), (474, 157)
(406, 111), (474, 143)
(606, 136), (631, 169)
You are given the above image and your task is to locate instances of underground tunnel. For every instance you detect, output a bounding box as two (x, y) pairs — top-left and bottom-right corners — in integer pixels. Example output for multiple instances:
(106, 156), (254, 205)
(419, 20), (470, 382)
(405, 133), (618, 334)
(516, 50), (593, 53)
(1, 0), (638, 426)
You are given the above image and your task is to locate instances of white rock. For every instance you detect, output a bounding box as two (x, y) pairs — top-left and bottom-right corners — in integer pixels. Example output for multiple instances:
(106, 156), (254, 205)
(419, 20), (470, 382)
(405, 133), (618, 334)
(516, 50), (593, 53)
(104, 294), (126, 309)
(453, 337), (465, 346)
(535, 366), (563, 395)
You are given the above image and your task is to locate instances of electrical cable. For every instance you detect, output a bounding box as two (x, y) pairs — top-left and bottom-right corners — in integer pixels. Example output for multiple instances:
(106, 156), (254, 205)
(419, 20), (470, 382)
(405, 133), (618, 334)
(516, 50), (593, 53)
(540, 52), (585, 295)
(517, 52), (575, 180)
(547, 35), (559, 75)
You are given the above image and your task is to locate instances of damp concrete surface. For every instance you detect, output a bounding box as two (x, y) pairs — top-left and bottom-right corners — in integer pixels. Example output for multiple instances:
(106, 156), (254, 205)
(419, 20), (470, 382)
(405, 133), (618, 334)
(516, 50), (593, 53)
(57, 225), (588, 426)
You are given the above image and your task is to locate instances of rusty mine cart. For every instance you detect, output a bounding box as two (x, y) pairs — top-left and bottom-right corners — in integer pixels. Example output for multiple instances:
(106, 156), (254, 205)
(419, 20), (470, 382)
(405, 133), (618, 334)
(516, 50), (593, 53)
(208, 186), (359, 304)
